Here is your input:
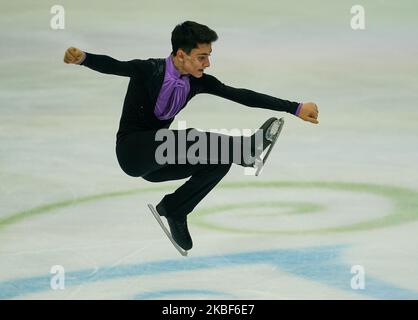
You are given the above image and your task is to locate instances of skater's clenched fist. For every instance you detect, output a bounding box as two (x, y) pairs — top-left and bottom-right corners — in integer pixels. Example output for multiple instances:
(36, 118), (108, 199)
(297, 102), (319, 124)
(63, 47), (85, 64)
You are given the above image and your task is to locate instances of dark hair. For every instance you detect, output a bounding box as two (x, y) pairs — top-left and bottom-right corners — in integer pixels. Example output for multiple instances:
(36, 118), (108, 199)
(171, 21), (218, 55)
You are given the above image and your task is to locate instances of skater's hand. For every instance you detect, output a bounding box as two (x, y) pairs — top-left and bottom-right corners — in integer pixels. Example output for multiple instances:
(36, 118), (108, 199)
(297, 102), (319, 124)
(63, 47), (85, 64)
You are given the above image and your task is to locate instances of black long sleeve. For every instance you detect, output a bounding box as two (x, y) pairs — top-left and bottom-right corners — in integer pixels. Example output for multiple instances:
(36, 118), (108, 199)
(80, 52), (147, 77)
(198, 73), (300, 115)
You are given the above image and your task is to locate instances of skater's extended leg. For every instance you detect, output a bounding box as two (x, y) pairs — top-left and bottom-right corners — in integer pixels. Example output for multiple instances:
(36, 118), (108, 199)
(116, 128), (253, 178)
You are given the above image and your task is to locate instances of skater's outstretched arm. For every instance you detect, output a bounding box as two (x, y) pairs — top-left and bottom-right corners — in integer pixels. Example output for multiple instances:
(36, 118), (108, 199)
(200, 74), (319, 124)
(63, 47), (146, 77)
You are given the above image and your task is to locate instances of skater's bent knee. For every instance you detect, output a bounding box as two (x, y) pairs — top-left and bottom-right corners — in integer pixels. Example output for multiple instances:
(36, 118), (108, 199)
(142, 174), (161, 182)
(215, 163), (232, 173)
(124, 171), (141, 178)
(118, 166), (142, 178)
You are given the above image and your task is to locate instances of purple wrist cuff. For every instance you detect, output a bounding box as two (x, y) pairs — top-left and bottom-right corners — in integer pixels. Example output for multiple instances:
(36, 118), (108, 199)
(295, 102), (303, 116)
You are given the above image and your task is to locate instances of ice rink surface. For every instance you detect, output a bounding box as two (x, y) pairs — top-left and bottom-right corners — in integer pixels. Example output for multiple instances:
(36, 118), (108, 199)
(1, 0), (418, 299)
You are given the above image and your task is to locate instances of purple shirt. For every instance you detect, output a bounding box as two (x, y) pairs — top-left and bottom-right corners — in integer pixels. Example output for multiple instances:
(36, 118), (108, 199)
(154, 55), (191, 120)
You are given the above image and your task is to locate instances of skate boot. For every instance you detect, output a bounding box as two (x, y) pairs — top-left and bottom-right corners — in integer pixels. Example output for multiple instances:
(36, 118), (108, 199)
(252, 117), (284, 176)
(166, 216), (193, 251)
(147, 203), (191, 256)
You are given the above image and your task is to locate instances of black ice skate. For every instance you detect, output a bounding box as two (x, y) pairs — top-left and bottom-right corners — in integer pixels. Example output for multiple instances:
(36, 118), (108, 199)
(147, 204), (191, 256)
(253, 117), (284, 176)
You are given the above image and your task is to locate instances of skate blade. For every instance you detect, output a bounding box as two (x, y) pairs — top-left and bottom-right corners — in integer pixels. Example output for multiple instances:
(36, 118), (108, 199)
(254, 118), (284, 176)
(147, 204), (188, 257)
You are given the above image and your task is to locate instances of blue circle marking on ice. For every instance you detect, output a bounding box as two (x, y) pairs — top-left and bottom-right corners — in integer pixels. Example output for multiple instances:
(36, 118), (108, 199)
(0, 245), (417, 299)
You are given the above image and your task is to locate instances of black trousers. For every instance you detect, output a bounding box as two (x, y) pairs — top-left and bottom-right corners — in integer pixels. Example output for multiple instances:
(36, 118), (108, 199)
(116, 128), (251, 218)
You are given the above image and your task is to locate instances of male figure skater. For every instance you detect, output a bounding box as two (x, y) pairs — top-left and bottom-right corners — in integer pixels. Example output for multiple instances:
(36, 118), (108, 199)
(64, 21), (319, 252)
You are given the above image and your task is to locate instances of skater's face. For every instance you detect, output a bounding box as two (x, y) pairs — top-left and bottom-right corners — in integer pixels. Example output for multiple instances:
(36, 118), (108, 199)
(175, 43), (212, 78)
